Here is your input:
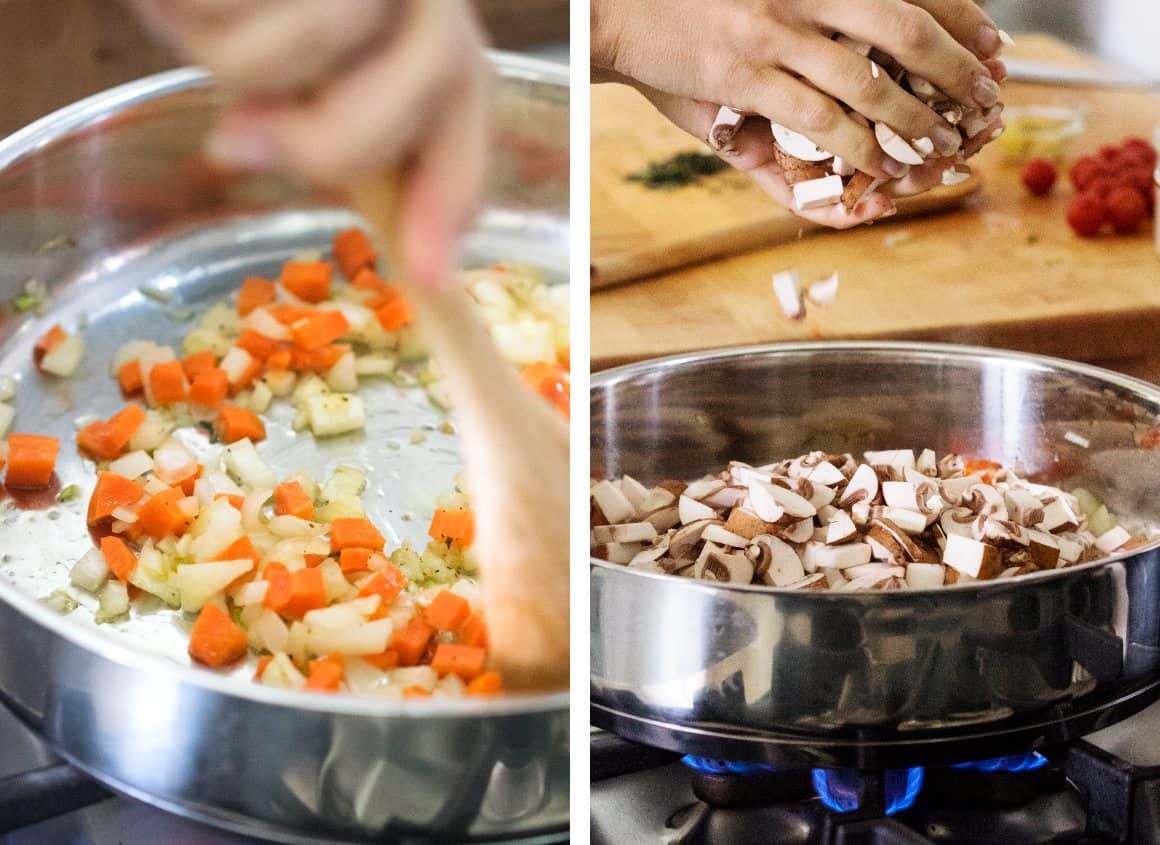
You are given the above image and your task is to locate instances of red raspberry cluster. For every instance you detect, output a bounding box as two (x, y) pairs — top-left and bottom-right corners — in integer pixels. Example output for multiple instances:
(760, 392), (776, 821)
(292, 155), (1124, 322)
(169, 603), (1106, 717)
(1060, 138), (1156, 237)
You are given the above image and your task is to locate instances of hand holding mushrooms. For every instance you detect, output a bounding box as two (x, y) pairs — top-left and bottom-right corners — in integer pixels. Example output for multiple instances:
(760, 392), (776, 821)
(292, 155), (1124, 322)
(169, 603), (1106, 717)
(130, 0), (487, 291)
(592, 0), (1008, 227)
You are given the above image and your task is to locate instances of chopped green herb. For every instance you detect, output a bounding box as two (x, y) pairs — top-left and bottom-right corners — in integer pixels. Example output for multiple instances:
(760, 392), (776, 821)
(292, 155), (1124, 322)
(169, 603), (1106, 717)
(11, 294), (39, 313)
(627, 151), (729, 189)
(40, 589), (78, 615)
(57, 484), (81, 503)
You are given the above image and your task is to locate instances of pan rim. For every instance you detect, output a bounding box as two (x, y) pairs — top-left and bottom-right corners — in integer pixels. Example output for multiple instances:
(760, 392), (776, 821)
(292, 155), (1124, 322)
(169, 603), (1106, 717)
(0, 56), (570, 718)
(590, 339), (1160, 599)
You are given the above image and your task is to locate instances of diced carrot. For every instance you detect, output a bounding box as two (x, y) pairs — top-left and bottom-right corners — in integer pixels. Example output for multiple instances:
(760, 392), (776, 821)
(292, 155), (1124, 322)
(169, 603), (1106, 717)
(267, 566), (327, 619)
(263, 562), (291, 612)
(303, 553), (326, 568)
(428, 508), (474, 549)
(280, 261), (332, 303)
(6, 433), (60, 489)
(304, 655), (345, 692)
(237, 277), (276, 316)
(424, 590), (471, 632)
(291, 311), (350, 351)
(522, 361), (570, 417)
(334, 228), (376, 280)
(100, 535), (138, 582)
(215, 405), (266, 444)
(338, 547), (373, 573)
(362, 648), (399, 671)
(357, 564), (408, 605)
(254, 655), (273, 680)
(214, 536), (260, 566)
(265, 347), (292, 372)
(331, 517), (385, 552)
(33, 324), (66, 366)
(459, 613), (488, 648)
(274, 480), (313, 520)
(269, 304), (316, 325)
(215, 492), (245, 510)
(236, 330), (278, 361)
(189, 368), (229, 408)
(964, 458), (1002, 484)
(289, 344), (347, 372)
(118, 360), (143, 395)
(88, 472), (145, 524)
(136, 487), (190, 540)
(393, 616), (436, 666)
(430, 643), (486, 681)
(181, 351), (217, 381)
(178, 466), (202, 496)
(402, 686), (431, 698)
(148, 360), (188, 405)
(188, 604), (249, 668)
(465, 671), (502, 696)
(76, 404), (146, 461)
(376, 297), (413, 332)
(352, 267), (392, 292)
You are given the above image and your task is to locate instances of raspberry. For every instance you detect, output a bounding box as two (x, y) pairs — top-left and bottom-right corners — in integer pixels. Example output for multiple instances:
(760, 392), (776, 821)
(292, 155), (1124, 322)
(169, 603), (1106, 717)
(1065, 193), (1106, 237)
(1069, 157), (1105, 191)
(1121, 145), (1157, 169)
(1085, 176), (1119, 198)
(1020, 158), (1057, 196)
(1098, 144), (1123, 164)
(1124, 166), (1154, 194)
(1106, 186), (1147, 234)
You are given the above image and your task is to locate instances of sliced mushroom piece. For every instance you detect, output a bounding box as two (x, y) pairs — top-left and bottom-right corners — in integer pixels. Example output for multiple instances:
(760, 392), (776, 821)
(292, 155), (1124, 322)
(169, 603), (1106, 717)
(697, 549), (755, 584)
(679, 495), (719, 525)
(1095, 525), (1132, 554)
(683, 478), (726, 500)
(723, 508), (780, 540)
(939, 473), (983, 505)
(799, 479), (836, 509)
(826, 510), (858, 544)
(805, 458), (846, 486)
(831, 156), (855, 177)
(882, 481), (923, 511)
(1003, 489), (1045, 527)
(702, 523), (750, 548)
(628, 537), (671, 567)
(669, 519), (712, 560)
(1038, 496), (1079, 533)
(880, 507), (927, 535)
(864, 449), (916, 476)
(843, 562), (903, 582)
(703, 485), (747, 509)
(905, 562), (946, 589)
(709, 106), (746, 152)
(869, 517), (928, 560)
(867, 534), (900, 564)
(645, 506), (681, 532)
(906, 73), (939, 98)
(657, 479), (688, 498)
(801, 541), (873, 571)
(962, 104), (1003, 138)
(747, 534), (805, 586)
(639, 487), (677, 514)
(916, 448), (937, 476)
(943, 567), (976, 585)
(981, 518), (1030, 548)
(816, 504), (840, 524)
(874, 123), (925, 166)
(791, 175), (845, 211)
(594, 542), (642, 565)
(627, 557), (667, 574)
(1027, 530), (1062, 569)
(619, 475), (650, 512)
(850, 500), (873, 526)
(820, 567), (847, 589)
(937, 453), (965, 478)
(778, 518), (816, 544)
(841, 567), (905, 591)
(839, 463), (880, 506)
(770, 123), (833, 162)
(786, 573), (829, 590)
(962, 484), (1008, 519)
(942, 534), (1001, 579)
(591, 521), (658, 545)
(772, 270), (806, 319)
(591, 479), (635, 524)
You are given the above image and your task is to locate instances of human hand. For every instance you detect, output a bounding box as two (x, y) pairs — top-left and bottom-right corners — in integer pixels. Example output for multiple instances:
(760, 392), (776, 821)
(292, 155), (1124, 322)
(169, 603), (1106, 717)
(594, 0), (1006, 223)
(132, 0), (488, 289)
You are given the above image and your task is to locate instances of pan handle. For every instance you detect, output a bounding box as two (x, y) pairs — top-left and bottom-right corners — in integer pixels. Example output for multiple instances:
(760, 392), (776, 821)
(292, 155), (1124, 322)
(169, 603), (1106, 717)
(0, 763), (110, 833)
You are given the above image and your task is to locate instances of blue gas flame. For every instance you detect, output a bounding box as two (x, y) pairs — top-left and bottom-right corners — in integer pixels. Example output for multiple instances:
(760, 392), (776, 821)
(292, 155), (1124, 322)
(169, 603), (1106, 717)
(950, 752), (1049, 773)
(811, 767), (924, 815)
(680, 756), (778, 775)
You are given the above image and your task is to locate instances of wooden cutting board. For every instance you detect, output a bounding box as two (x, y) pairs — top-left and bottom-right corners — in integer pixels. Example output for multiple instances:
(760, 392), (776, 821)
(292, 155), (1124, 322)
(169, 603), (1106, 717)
(591, 89), (981, 289)
(592, 36), (1160, 371)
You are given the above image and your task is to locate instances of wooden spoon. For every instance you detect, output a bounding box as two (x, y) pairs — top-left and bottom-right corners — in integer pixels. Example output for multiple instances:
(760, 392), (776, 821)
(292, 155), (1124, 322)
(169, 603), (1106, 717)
(350, 175), (569, 691)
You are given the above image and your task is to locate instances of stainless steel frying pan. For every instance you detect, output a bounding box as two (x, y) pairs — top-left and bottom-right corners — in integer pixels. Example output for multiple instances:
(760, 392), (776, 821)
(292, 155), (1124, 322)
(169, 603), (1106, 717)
(591, 343), (1160, 769)
(0, 56), (568, 843)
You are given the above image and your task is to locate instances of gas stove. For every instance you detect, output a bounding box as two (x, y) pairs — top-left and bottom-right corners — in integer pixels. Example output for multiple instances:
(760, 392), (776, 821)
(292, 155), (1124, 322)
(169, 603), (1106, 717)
(591, 699), (1160, 845)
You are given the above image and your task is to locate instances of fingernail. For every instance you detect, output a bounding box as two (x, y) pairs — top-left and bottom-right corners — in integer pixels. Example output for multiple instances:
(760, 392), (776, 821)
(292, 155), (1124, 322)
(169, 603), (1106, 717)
(880, 203), (898, 218)
(932, 125), (962, 156)
(985, 58), (1008, 82)
(882, 158), (910, 179)
(205, 128), (277, 169)
(975, 25), (1001, 58)
(972, 75), (1000, 108)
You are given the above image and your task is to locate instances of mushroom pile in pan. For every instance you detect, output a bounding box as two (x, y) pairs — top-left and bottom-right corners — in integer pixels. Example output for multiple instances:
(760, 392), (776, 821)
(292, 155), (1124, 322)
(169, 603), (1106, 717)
(591, 449), (1135, 591)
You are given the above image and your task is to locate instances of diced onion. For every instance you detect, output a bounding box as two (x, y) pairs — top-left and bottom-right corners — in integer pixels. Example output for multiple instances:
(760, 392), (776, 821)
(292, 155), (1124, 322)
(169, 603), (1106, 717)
(111, 506), (138, 523)
(324, 352), (358, 392)
(40, 332), (85, 377)
(175, 559), (254, 612)
(307, 393), (366, 437)
(153, 440), (198, 485)
(306, 618), (393, 656)
(224, 439), (276, 488)
(233, 579), (269, 606)
(109, 450), (153, 479)
(249, 608), (289, 653)
(69, 549), (109, 593)
(242, 308), (291, 340)
(96, 580), (130, 623)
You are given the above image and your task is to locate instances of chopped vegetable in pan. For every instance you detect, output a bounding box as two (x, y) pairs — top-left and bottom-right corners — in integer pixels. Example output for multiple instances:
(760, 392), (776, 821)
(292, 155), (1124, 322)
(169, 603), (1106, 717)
(593, 449), (1140, 590)
(50, 228), (568, 698)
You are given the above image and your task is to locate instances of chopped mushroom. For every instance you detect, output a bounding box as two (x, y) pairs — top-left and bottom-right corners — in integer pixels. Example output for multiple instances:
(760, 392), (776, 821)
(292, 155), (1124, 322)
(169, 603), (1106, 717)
(592, 449), (1140, 590)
